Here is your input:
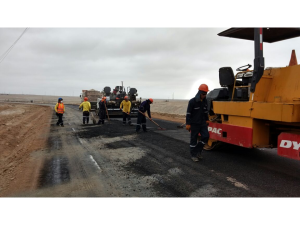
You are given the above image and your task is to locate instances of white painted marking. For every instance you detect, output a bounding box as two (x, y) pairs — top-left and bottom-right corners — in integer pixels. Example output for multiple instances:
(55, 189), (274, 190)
(89, 155), (102, 171)
(72, 128), (75, 132)
(78, 138), (83, 144)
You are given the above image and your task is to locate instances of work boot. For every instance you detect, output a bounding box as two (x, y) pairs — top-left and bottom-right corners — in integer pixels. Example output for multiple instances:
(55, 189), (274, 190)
(191, 157), (199, 162)
(196, 153), (203, 159)
(61, 124), (64, 127)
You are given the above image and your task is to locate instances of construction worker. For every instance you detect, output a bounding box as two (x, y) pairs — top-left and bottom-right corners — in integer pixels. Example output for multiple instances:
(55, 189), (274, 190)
(186, 84), (210, 162)
(79, 97), (91, 124)
(98, 97), (107, 125)
(136, 98), (153, 132)
(55, 97), (65, 127)
(120, 96), (132, 125)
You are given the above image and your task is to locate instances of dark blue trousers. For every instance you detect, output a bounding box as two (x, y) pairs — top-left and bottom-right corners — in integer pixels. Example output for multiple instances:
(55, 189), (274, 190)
(136, 112), (146, 131)
(56, 113), (63, 125)
(190, 124), (209, 157)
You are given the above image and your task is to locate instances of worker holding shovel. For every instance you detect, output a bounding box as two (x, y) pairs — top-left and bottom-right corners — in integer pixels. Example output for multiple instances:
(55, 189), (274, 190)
(120, 96), (132, 125)
(136, 98), (153, 133)
(97, 97), (107, 125)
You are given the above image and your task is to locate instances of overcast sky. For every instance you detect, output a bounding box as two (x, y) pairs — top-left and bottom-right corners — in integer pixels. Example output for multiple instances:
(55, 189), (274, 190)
(0, 27), (299, 100)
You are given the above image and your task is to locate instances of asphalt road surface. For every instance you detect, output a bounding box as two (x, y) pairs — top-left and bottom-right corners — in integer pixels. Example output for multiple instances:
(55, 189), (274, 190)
(15, 104), (300, 197)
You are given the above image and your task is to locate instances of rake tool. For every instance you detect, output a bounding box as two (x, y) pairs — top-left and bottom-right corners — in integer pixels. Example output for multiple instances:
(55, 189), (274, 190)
(138, 110), (166, 130)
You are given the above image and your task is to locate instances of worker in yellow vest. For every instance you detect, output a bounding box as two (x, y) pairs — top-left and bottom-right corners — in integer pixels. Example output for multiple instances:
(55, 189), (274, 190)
(120, 96), (132, 125)
(79, 97), (91, 124)
(55, 97), (65, 127)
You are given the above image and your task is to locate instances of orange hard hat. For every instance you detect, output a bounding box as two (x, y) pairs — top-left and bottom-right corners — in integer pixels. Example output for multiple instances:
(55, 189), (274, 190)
(124, 96), (128, 99)
(149, 98), (153, 103)
(198, 84), (209, 92)
(102, 97), (106, 100)
(84, 97), (88, 101)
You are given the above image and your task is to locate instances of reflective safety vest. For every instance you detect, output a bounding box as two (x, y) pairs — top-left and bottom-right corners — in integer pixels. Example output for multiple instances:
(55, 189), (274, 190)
(57, 103), (64, 114)
(120, 100), (131, 113)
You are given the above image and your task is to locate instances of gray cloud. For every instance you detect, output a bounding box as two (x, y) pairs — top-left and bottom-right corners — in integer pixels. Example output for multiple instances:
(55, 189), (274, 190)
(0, 28), (299, 99)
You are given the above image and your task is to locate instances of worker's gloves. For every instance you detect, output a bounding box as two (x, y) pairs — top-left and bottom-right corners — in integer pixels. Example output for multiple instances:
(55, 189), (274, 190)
(186, 124), (191, 131)
(206, 121), (210, 125)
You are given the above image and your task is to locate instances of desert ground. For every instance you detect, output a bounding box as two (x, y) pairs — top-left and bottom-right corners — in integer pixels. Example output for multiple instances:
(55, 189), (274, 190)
(2, 94), (300, 197)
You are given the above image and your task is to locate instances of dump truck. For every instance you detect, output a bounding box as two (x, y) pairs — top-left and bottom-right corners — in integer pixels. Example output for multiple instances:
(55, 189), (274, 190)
(99, 81), (141, 117)
(205, 28), (300, 161)
(80, 89), (102, 124)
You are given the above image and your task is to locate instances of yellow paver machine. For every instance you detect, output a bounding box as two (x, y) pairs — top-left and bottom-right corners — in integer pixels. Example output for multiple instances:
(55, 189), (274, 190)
(206, 28), (300, 160)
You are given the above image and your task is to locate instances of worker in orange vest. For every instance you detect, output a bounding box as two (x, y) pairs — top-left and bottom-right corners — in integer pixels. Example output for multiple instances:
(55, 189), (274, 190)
(55, 97), (65, 127)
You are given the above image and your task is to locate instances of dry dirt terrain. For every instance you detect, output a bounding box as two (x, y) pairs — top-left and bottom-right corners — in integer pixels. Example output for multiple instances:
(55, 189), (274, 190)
(0, 103), (52, 196)
(2, 101), (300, 197)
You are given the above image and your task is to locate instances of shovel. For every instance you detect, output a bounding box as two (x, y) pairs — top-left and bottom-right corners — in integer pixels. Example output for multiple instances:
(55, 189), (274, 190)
(123, 111), (133, 126)
(104, 103), (110, 121)
(91, 111), (97, 124)
(177, 122), (186, 128)
(138, 110), (166, 130)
